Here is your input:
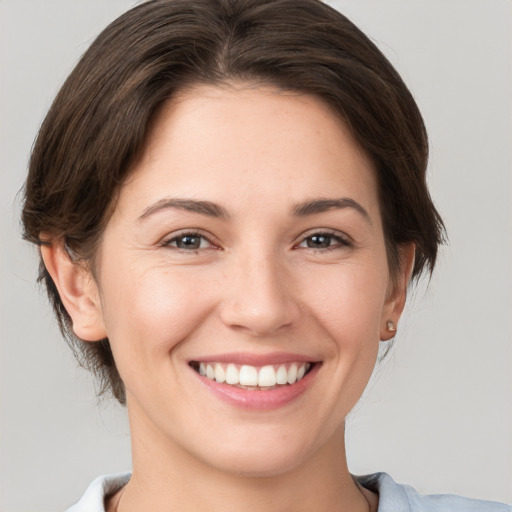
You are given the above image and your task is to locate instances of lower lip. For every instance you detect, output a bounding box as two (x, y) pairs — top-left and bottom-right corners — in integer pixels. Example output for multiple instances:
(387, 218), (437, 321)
(193, 364), (320, 411)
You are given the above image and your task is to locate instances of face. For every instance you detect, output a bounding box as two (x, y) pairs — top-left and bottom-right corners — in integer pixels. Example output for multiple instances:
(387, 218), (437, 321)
(87, 84), (406, 476)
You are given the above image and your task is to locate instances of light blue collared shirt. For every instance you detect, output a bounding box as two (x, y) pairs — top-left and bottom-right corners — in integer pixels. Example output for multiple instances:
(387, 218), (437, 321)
(66, 471), (511, 511)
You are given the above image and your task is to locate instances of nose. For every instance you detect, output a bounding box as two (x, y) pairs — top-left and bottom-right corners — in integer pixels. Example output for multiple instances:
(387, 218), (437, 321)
(219, 251), (300, 337)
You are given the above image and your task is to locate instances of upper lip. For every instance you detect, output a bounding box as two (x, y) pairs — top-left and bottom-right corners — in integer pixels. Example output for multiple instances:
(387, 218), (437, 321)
(188, 352), (320, 366)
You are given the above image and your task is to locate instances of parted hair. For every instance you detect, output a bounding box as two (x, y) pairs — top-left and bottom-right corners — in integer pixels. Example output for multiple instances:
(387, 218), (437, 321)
(22, 0), (445, 404)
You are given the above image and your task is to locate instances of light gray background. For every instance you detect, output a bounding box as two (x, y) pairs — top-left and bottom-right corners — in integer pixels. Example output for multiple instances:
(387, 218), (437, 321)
(1, 1), (511, 510)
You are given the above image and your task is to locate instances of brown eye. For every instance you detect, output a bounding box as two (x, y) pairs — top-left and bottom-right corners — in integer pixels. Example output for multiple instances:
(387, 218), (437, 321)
(297, 232), (352, 250)
(164, 233), (211, 250)
(177, 235), (202, 249)
(305, 234), (332, 248)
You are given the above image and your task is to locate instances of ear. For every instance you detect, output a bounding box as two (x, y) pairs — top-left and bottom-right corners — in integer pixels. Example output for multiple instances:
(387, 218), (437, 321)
(41, 240), (107, 342)
(380, 243), (415, 341)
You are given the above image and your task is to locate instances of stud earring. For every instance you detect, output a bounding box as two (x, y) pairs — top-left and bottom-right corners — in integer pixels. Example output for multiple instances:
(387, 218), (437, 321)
(386, 320), (396, 332)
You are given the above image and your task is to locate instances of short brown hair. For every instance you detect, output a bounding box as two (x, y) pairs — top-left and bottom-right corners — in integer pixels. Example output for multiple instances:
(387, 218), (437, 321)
(22, 0), (445, 404)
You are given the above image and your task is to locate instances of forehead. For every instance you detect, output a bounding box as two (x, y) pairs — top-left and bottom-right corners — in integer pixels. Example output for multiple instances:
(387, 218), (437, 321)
(118, 84), (380, 221)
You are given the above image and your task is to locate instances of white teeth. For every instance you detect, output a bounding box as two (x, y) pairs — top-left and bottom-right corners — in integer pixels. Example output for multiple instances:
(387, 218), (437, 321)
(214, 364), (226, 383)
(258, 365), (277, 387)
(287, 364), (298, 384)
(239, 365), (258, 386)
(276, 365), (288, 385)
(197, 361), (312, 387)
(225, 364), (239, 385)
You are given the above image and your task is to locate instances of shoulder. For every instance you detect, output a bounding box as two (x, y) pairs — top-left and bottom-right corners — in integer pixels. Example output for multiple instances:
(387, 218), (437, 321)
(65, 471), (510, 512)
(65, 473), (131, 512)
(356, 473), (511, 512)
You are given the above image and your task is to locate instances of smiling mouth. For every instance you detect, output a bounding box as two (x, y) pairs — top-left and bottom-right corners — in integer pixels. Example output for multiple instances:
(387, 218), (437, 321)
(189, 361), (314, 390)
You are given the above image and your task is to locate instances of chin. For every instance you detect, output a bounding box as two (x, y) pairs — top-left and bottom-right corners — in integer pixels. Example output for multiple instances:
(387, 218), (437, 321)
(196, 430), (317, 478)
(210, 450), (307, 478)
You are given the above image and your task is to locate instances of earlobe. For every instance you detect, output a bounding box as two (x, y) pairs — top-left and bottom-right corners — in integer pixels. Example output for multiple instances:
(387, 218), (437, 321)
(380, 243), (415, 341)
(41, 240), (107, 342)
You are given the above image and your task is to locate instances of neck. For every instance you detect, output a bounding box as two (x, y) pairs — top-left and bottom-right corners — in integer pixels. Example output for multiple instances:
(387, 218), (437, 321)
(120, 402), (371, 512)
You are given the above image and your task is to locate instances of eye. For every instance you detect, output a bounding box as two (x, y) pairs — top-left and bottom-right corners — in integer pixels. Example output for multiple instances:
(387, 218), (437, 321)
(297, 231), (351, 250)
(162, 232), (213, 251)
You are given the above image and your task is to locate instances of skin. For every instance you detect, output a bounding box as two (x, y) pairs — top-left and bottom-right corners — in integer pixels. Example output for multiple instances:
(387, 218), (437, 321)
(43, 83), (414, 512)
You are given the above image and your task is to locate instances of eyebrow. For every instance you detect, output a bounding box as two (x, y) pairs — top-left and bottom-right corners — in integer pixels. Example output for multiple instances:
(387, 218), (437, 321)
(138, 198), (230, 221)
(137, 196), (371, 224)
(291, 197), (371, 224)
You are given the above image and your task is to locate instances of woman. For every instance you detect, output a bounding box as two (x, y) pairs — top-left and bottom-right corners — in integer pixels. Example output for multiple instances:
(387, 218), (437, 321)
(20, 0), (510, 511)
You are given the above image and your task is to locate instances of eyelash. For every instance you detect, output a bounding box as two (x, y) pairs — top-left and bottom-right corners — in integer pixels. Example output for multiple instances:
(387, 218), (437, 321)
(160, 231), (217, 253)
(295, 230), (353, 252)
(160, 229), (352, 254)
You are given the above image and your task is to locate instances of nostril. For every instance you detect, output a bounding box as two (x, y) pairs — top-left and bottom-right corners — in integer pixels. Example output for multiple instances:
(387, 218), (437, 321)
(218, 268), (300, 336)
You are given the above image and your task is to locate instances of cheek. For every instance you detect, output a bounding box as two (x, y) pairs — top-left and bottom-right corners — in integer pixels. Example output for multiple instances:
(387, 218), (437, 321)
(298, 260), (389, 346)
(98, 262), (216, 366)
